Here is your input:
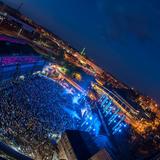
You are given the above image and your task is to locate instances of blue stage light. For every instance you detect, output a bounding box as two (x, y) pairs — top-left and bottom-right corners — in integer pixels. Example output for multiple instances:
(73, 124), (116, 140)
(89, 116), (92, 120)
(73, 96), (79, 104)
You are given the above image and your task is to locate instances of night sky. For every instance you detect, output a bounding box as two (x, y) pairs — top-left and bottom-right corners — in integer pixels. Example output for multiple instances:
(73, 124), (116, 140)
(2, 0), (160, 103)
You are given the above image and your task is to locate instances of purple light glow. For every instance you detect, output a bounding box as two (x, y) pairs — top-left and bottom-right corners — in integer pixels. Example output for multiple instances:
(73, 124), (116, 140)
(1, 56), (41, 66)
(0, 35), (26, 45)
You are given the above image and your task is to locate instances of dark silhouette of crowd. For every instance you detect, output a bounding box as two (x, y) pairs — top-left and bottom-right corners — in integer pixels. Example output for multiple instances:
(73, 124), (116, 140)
(0, 74), (77, 160)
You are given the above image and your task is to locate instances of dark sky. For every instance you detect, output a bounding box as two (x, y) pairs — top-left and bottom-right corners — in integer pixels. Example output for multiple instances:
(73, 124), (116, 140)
(2, 0), (160, 103)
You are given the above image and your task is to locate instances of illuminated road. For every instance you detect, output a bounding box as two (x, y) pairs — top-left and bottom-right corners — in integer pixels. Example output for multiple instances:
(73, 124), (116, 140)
(92, 84), (160, 134)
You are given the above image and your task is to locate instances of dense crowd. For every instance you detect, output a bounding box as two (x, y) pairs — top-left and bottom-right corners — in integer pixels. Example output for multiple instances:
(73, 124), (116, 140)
(0, 74), (77, 160)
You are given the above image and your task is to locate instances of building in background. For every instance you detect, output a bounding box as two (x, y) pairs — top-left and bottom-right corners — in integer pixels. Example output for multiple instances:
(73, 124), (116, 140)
(89, 149), (112, 160)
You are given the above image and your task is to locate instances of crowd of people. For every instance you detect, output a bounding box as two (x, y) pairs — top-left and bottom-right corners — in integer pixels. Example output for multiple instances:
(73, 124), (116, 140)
(0, 74), (78, 160)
